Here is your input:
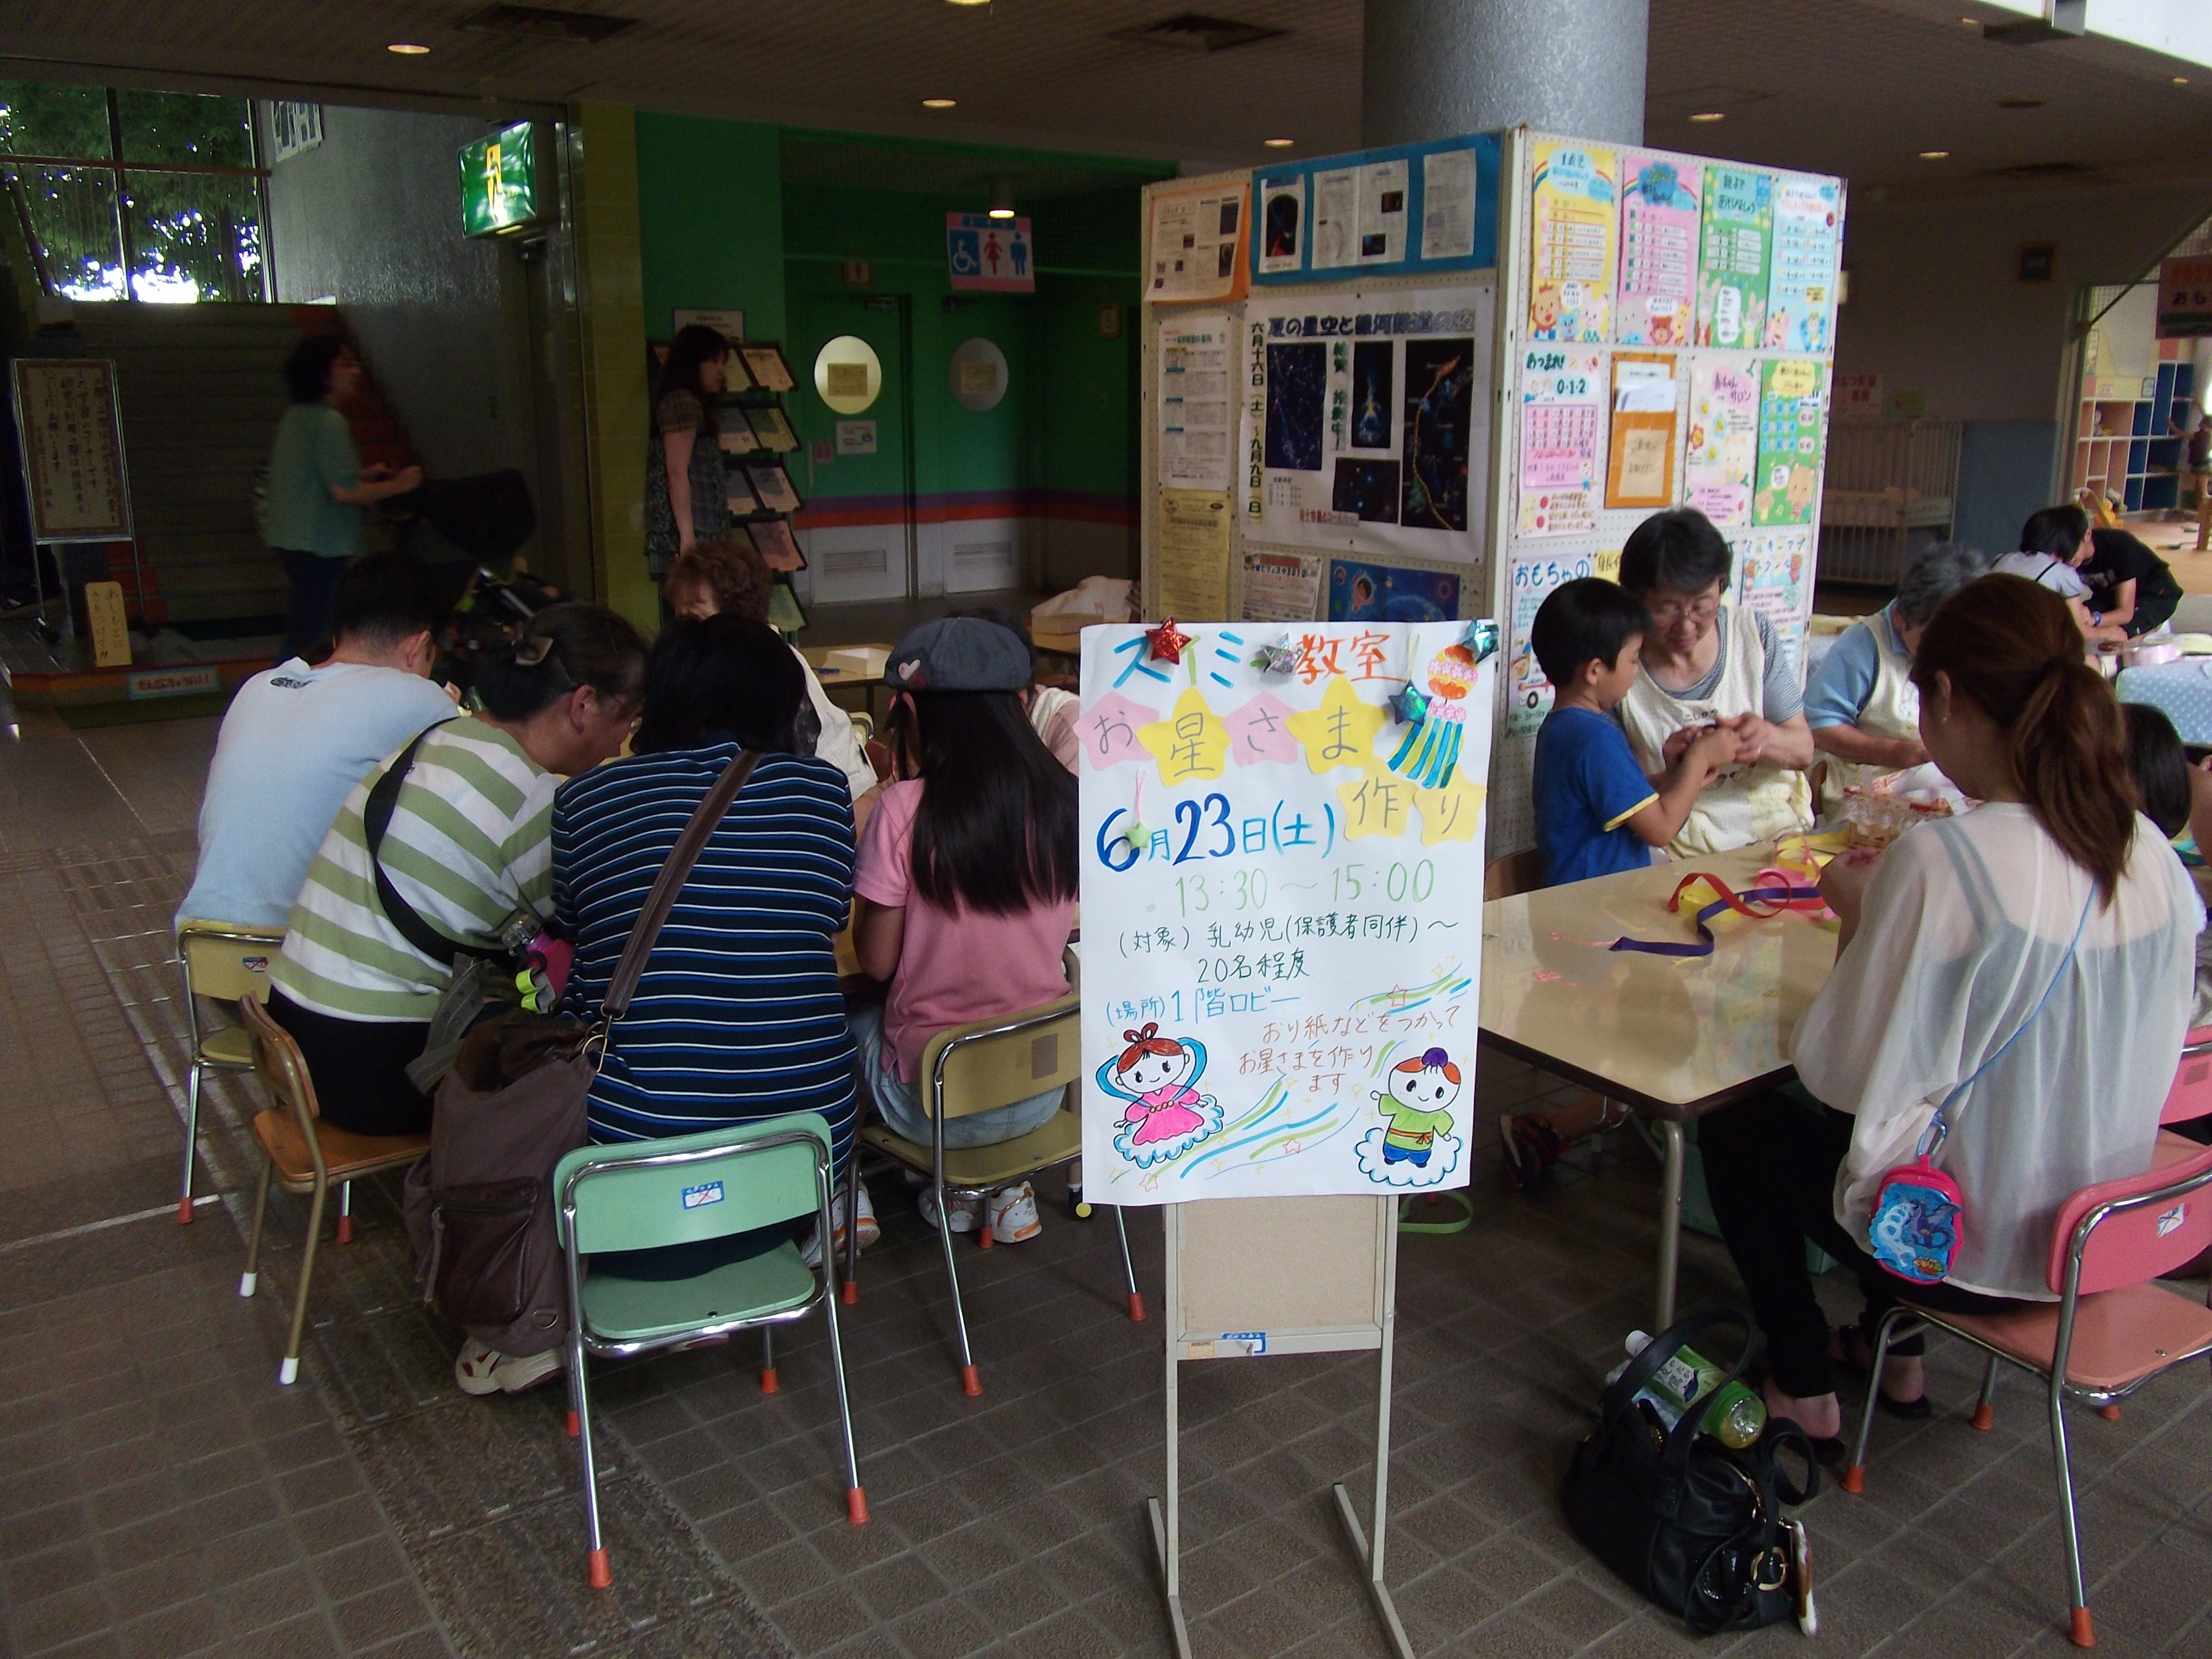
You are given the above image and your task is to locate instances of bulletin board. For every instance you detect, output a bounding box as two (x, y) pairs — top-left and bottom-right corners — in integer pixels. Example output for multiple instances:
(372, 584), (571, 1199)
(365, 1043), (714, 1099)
(1484, 131), (1845, 855)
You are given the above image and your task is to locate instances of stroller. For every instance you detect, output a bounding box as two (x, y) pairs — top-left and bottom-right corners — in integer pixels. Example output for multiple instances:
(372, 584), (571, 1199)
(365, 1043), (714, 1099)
(382, 469), (560, 699)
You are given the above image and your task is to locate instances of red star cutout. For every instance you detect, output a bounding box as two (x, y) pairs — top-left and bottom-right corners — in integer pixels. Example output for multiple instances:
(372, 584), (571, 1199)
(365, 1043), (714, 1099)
(1147, 617), (1194, 663)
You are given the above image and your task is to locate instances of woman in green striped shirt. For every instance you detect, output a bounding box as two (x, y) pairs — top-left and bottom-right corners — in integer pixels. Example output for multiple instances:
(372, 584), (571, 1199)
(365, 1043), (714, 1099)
(268, 606), (646, 1135)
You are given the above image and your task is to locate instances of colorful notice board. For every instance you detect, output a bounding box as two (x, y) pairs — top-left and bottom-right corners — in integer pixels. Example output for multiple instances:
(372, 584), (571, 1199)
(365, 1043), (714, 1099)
(1517, 346), (1604, 537)
(1616, 153), (1700, 348)
(1754, 360), (1827, 526)
(1695, 166), (1771, 349)
(1766, 179), (1841, 353)
(1528, 140), (1616, 342)
(1078, 622), (1494, 1203)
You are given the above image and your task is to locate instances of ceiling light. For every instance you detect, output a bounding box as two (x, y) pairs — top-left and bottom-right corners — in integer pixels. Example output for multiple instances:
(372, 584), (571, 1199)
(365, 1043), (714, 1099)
(1688, 111), (1725, 123)
(1960, 15), (1978, 24)
(988, 175), (1015, 218)
(1262, 138), (1294, 148)
(922, 97), (957, 108)
(947, 0), (992, 6)
(2177, 77), (2192, 86)
(387, 41), (431, 54)
(1920, 149), (1950, 159)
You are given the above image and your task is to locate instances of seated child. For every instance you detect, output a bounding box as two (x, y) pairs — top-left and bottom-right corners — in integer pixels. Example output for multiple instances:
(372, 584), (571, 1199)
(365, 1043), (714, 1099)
(2123, 703), (2212, 1031)
(1503, 578), (1735, 1190)
(851, 617), (1079, 1242)
(1992, 505), (2099, 638)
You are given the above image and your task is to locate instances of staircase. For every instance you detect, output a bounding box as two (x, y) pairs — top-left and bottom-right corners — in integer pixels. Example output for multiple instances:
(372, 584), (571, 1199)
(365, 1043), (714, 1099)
(69, 302), (414, 629)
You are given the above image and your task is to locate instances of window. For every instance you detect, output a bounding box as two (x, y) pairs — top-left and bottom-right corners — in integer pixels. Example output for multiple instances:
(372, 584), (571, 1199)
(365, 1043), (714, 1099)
(0, 81), (265, 302)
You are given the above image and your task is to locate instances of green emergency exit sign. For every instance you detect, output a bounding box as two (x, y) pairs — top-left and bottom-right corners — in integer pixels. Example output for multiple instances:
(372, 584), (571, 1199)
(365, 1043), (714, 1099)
(459, 121), (544, 237)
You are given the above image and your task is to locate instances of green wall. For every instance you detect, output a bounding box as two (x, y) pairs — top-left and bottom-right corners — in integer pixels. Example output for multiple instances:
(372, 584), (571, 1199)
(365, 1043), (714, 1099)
(634, 113), (785, 345)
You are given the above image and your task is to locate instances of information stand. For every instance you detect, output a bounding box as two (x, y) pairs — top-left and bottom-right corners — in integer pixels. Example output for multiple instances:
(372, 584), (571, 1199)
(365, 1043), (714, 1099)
(1147, 1195), (1411, 1659)
(9, 358), (141, 643)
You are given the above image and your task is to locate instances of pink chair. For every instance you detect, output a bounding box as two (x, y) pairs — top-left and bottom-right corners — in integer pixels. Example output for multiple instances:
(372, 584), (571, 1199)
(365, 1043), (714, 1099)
(1839, 1117), (2212, 1647)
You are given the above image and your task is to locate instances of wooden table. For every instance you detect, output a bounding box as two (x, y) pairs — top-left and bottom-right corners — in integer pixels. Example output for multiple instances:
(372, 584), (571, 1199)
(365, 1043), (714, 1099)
(799, 643), (892, 732)
(1478, 839), (1840, 1327)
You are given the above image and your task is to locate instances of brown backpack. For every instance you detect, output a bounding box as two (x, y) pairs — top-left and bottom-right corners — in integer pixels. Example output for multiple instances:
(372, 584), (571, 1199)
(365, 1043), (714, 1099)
(403, 750), (763, 1355)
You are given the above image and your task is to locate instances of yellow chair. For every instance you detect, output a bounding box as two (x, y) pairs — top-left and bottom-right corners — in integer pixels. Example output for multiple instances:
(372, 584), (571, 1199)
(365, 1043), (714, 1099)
(236, 995), (431, 1385)
(174, 921), (284, 1225)
(843, 990), (1142, 1396)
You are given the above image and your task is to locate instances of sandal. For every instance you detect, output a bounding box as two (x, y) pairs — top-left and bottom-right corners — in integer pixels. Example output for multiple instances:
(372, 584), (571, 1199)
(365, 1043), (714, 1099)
(1830, 1325), (1933, 1421)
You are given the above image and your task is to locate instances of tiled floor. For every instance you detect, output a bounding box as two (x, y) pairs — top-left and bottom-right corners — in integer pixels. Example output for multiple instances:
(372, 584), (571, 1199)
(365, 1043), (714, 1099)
(3, 702), (2211, 1659)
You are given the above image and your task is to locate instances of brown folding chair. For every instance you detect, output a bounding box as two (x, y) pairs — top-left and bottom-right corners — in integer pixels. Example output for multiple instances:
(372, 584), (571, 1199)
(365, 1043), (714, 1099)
(236, 996), (430, 1385)
(174, 921), (283, 1224)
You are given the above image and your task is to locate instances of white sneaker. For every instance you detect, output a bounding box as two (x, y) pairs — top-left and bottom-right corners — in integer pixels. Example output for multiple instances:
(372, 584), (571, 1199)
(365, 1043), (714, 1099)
(985, 1181), (1042, 1244)
(919, 1186), (981, 1234)
(834, 1182), (879, 1253)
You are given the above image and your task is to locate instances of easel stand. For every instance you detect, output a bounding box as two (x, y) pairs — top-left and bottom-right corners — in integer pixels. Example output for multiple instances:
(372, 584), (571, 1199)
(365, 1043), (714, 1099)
(1146, 1195), (1414, 1659)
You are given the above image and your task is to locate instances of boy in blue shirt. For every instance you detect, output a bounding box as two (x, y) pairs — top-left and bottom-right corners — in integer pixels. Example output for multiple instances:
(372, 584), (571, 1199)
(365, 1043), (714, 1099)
(1505, 579), (1735, 1190)
(1530, 577), (1735, 886)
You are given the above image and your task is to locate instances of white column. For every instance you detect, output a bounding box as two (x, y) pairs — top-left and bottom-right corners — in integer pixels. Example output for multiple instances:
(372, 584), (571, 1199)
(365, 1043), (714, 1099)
(1361, 0), (1649, 148)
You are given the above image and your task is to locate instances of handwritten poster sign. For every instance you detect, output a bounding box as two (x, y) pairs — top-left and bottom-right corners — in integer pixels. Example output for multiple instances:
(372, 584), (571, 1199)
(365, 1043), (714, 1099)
(11, 359), (131, 541)
(1506, 550), (1598, 738)
(1079, 622), (1493, 1203)
(1738, 529), (1813, 664)
(1528, 141), (1616, 342)
(1616, 153), (1699, 348)
(1684, 359), (1759, 526)
(1754, 359), (1827, 526)
(1695, 167), (1771, 349)
(1517, 346), (1603, 538)
(1765, 178), (1841, 353)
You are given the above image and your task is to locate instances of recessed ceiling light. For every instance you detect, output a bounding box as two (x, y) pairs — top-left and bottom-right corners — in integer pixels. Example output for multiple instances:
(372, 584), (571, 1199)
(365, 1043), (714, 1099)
(922, 97), (957, 108)
(1920, 149), (1950, 159)
(1959, 15), (1978, 24)
(2177, 77), (2192, 86)
(947, 0), (991, 6)
(988, 207), (1015, 219)
(1688, 111), (1725, 123)
(387, 41), (431, 54)
(1262, 138), (1294, 148)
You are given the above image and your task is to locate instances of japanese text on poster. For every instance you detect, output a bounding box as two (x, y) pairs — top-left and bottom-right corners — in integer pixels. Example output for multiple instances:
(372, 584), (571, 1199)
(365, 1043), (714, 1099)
(1765, 178), (1841, 353)
(1157, 489), (1233, 620)
(1528, 141), (1616, 342)
(1753, 359), (1826, 526)
(1149, 184), (1250, 304)
(1684, 359), (1759, 526)
(1517, 346), (1603, 538)
(1078, 622), (1493, 1202)
(1159, 314), (1236, 489)
(1240, 550), (1324, 623)
(1240, 284), (1494, 560)
(1695, 166), (1771, 349)
(1736, 529), (1813, 664)
(1616, 153), (1699, 348)
(12, 360), (131, 540)
(1506, 550), (1598, 738)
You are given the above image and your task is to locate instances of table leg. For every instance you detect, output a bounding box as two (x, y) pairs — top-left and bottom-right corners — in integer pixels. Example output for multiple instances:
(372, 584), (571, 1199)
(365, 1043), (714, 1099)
(1655, 1119), (1685, 1332)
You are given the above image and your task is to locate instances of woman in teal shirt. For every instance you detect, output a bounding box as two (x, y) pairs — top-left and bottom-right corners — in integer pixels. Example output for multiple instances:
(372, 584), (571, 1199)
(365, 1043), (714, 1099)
(266, 336), (421, 659)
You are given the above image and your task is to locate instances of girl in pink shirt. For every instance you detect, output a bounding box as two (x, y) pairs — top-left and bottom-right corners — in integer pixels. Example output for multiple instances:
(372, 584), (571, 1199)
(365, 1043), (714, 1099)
(851, 618), (1078, 1243)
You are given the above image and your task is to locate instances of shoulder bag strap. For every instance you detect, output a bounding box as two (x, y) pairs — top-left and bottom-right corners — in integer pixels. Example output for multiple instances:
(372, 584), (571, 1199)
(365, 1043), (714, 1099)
(363, 724), (505, 969)
(601, 749), (761, 1025)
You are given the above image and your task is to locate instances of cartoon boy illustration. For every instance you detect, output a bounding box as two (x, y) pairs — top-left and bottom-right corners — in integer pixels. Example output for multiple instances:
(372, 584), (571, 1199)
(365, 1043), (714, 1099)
(1371, 1047), (1463, 1167)
(1100, 1024), (1224, 1168)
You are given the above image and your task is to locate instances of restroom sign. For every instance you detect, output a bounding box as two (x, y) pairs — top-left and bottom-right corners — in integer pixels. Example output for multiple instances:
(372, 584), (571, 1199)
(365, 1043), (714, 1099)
(947, 213), (1034, 294)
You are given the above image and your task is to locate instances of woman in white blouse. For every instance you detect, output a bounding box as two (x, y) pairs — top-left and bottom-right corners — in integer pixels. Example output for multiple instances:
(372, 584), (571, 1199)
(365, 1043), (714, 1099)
(1700, 573), (2199, 1448)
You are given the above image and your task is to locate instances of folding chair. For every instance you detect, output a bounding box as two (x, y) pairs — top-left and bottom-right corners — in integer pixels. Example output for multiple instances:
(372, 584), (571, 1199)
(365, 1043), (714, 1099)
(1841, 1134), (2212, 1647)
(174, 921), (283, 1224)
(235, 997), (431, 1385)
(556, 1114), (865, 1589)
(844, 990), (1144, 1397)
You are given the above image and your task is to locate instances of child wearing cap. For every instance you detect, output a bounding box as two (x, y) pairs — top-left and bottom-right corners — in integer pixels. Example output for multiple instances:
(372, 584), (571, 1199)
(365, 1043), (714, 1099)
(850, 615), (1079, 1242)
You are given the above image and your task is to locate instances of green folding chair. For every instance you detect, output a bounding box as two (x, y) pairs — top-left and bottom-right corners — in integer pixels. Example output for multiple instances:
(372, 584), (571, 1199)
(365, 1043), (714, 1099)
(554, 1113), (865, 1590)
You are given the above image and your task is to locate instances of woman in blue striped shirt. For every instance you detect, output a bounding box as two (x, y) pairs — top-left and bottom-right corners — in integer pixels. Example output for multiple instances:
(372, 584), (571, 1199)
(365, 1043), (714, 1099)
(552, 614), (859, 1275)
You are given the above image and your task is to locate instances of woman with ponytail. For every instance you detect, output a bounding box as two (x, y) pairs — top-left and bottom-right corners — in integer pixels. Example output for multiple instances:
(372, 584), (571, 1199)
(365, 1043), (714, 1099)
(1699, 573), (2200, 1452)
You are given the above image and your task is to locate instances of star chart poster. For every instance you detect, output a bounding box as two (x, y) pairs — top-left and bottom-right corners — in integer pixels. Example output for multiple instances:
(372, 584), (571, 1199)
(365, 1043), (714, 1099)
(1078, 622), (1493, 1203)
(1240, 284), (1494, 561)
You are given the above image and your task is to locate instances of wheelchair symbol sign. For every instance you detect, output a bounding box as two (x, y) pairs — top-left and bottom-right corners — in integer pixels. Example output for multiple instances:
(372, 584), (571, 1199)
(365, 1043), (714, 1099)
(948, 229), (980, 276)
(945, 211), (1036, 293)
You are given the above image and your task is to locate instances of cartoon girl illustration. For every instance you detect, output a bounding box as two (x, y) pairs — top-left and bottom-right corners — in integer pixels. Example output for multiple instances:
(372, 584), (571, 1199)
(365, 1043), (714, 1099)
(1097, 1024), (1224, 1168)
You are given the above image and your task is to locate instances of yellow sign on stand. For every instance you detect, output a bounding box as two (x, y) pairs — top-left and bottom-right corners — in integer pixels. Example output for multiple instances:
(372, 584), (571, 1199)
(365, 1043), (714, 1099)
(82, 580), (132, 668)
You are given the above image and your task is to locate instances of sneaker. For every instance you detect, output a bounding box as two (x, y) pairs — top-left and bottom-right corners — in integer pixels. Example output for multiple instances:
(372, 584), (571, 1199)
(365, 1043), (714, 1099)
(919, 1186), (981, 1234)
(1500, 1112), (1564, 1194)
(985, 1181), (1042, 1244)
(834, 1182), (880, 1253)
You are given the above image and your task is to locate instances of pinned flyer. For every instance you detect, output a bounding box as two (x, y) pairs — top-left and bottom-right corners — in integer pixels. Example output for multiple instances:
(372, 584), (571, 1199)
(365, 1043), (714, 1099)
(1078, 622), (1493, 1203)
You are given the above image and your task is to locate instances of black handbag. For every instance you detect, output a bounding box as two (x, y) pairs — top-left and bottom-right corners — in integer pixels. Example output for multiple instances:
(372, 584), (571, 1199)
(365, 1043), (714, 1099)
(1563, 1309), (1818, 1636)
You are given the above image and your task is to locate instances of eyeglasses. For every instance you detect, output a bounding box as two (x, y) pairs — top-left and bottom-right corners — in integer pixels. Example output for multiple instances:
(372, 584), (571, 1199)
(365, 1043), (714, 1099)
(1648, 597), (1722, 624)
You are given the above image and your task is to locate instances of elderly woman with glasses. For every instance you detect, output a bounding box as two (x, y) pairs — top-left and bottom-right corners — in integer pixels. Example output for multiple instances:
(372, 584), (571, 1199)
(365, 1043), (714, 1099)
(1615, 508), (1816, 855)
(1803, 540), (1989, 815)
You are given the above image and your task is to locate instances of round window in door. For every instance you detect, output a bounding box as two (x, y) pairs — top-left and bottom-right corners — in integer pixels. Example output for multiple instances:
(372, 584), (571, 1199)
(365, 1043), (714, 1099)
(949, 337), (1008, 413)
(813, 335), (882, 414)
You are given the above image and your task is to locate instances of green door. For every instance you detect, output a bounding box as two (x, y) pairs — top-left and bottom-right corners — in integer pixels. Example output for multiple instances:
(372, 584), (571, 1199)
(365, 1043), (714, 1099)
(787, 292), (912, 603)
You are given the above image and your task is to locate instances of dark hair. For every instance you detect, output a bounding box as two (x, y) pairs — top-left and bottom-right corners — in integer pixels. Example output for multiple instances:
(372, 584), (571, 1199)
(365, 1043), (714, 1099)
(1911, 574), (2138, 894)
(1618, 508), (1733, 598)
(283, 335), (348, 403)
(472, 602), (646, 723)
(2018, 504), (2090, 559)
(888, 690), (1077, 915)
(1529, 578), (1650, 689)
(1894, 541), (1989, 629)
(632, 614), (804, 755)
(654, 324), (728, 409)
(330, 554), (444, 649)
(664, 538), (771, 624)
(2123, 703), (2193, 839)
